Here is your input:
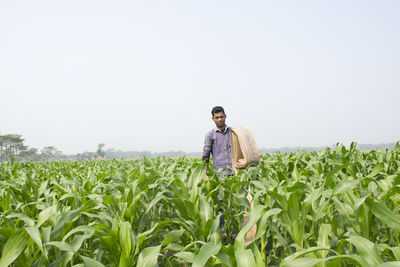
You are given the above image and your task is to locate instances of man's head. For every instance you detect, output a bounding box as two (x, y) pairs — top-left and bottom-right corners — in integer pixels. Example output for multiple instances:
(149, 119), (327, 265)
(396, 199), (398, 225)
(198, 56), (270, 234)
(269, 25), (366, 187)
(211, 106), (227, 130)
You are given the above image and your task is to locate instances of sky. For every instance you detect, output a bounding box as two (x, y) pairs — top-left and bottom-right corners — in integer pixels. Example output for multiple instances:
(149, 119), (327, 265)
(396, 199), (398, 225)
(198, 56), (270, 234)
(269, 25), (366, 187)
(1, 1), (399, 154)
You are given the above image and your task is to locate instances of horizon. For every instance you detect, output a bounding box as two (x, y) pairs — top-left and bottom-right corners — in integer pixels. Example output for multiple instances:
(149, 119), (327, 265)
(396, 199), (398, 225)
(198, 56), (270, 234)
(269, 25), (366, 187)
(1, 131), (397, 155)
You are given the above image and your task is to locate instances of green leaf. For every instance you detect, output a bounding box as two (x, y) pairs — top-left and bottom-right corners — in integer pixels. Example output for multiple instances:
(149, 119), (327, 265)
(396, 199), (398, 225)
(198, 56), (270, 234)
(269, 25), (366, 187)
(288, 192), (300, 219)
(253, 245), (264, 267)
(255, 208), (281, 240)
(317, 224), (331, 259)
(51, 208), (82, 239)
(268, 190), (288, 210)
(365, 197), (400, 231)
(7, 213), (35, 228)
(135, 223), (158, 255)
(281, 255), (367, 267)
(37, 180), (48, 197)
(281, 257), (324, 267)
(42, 225), (52, 244)
(145, 191), (168, 213)
(215, 251), (234, 267)
(37, 205), (57, 227)
(25, 226), (47, 258)
(199, 195), (212, 224)
(378, 262), (400, 267)
(174, 251), (195, 263)
(137, 245), (161, 267)
(216, 244), (235, 267)
(346, 236), (383, 266)
(281, 246), (330, 264)
(81, 256), (105, 267)
(235, 249), (257, 267)
(119, 221), (135, 258)
(208, 213), (223, 245)
(368, 162), (384, 178)
(333, 179), (360, 195)
(389, 247), (400, 260)
(287, 192), (303, 245)
(0, 228), (30, 267)
(45, 241), (76, 252)
(192, 242), (221, 267)
(162, 229), (184, 246)
(62, 225), (94, 242)
(235, 205), (265, 251)
(71, 234), (93, 252)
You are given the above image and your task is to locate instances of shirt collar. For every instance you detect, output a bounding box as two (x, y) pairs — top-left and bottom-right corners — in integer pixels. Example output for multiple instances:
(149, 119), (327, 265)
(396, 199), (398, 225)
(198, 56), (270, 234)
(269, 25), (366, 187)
(214, 126), (230, 133)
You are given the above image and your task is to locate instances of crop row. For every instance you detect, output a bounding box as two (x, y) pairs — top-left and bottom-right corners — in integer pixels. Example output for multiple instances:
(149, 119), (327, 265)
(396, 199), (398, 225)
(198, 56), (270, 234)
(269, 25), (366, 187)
(1, 143), (400, 266)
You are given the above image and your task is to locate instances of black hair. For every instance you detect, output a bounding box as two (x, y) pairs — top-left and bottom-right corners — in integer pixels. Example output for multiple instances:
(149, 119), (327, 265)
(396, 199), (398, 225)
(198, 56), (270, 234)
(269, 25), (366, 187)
(211, 106), (225, 116)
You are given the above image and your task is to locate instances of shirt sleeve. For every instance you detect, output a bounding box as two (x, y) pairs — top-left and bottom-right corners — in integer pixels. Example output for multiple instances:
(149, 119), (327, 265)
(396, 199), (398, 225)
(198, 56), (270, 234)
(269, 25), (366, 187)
(202, 131), (213, 163)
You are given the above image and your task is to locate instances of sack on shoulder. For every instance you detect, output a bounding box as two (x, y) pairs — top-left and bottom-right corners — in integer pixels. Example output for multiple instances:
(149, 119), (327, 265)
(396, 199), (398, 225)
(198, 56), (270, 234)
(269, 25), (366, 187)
(230, 126), (259, 171)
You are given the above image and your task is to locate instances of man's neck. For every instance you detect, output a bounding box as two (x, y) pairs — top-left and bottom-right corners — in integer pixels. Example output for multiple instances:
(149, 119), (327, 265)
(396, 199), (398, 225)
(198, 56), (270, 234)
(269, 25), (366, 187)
(217, 126), (226, 132)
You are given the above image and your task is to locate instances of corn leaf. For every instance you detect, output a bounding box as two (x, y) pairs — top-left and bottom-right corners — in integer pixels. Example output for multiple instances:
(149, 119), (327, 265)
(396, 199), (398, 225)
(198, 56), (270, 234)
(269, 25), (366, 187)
(81, 256), (105, 267)
(192, 242), (221, 267)
(0, 228), (30, 267)
(346, 236), (383, 266)
(365, 197), (400, 231)
(235, 249), (257, 267)
(137, 245), (161, 267)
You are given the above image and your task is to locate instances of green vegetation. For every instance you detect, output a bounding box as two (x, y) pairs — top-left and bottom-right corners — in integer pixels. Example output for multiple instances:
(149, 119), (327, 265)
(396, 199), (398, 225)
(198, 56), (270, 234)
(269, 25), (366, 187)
(1, 143), (400, 266)
(0, 134), (65, 162)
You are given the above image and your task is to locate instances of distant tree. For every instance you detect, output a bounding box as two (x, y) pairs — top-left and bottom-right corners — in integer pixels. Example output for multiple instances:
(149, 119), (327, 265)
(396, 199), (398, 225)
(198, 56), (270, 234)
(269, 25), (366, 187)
(96, 143), (105, 158)
(18, 147), (39, 161)
(0, 134), (28, 161)
(40, 146), (65, 161)
(0, 136), (4, 160)
(79, 151), (95, 160)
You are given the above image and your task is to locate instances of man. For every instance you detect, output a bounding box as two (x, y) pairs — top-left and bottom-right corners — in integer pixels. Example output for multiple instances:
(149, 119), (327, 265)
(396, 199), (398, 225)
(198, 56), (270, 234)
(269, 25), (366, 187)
(202, 106), (233, 240)
(203, 106), (233, 177)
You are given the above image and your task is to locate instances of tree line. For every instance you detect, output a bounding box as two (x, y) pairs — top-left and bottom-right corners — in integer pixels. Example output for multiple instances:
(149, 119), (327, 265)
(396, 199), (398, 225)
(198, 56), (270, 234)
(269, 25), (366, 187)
(0, 133), (200, 162)
(0, 134), (108, 162)
(0, 133), (397, 162)
(0, 134), (67, 162)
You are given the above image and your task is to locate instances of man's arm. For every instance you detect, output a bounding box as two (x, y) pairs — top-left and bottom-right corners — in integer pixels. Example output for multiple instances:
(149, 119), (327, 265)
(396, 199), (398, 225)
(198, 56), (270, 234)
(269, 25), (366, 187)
(202, 131), (213, 178)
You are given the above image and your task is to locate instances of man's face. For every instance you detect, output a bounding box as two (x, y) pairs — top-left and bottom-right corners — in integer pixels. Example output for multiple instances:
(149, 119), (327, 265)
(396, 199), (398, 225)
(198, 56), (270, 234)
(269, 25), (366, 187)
(212, 112), (226, 129)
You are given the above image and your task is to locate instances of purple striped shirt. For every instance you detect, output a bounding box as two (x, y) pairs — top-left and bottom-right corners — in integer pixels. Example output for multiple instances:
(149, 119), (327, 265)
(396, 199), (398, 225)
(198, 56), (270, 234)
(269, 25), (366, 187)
(202, 126), (232, 172)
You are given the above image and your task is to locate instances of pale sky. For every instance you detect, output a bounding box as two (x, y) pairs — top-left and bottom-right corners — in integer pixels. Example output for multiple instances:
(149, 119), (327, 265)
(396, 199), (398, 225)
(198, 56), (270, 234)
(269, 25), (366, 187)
(1, 1), (399, 154)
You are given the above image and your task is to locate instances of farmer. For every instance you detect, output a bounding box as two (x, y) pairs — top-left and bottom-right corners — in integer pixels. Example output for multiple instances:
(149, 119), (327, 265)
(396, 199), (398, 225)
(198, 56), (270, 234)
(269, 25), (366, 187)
(202, 106), (233, 177)
(202, 106), (233, 238)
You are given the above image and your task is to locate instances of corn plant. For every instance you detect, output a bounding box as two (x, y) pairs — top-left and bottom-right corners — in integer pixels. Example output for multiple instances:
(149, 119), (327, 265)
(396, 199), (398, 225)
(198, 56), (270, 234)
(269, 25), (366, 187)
(1, 142), (400, 266)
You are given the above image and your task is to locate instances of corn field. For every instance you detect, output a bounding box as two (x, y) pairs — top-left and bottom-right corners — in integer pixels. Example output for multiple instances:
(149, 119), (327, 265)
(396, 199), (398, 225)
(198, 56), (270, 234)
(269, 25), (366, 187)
(1, 143), (400, 266)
